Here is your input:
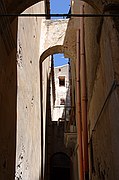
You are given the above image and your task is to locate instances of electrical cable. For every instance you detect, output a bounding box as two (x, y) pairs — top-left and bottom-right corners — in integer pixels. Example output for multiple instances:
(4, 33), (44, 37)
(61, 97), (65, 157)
(0, 13), (119, 17)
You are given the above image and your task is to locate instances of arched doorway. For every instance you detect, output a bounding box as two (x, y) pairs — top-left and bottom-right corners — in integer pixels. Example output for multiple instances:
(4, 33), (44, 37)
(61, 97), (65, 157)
(50, 152), (71, 180)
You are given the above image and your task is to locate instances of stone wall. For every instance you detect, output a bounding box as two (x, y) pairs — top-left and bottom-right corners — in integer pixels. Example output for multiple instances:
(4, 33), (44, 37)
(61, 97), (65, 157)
(84, 2), (119, 180)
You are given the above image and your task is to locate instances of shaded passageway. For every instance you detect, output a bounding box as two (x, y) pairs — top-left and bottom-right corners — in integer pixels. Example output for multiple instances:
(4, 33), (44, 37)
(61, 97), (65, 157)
(50, 153), (71, 180)
(1, 0), (119, 180)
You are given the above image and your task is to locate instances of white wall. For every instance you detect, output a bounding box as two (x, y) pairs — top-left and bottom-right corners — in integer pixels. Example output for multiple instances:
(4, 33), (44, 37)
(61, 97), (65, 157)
(52, 64), (70, 122)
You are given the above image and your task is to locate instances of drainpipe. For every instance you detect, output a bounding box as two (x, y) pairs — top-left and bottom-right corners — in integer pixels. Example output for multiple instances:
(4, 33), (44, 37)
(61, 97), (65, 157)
(40, 61), (44, 180)
(80, 4), (89, 179)
(76, 29), (84, 180)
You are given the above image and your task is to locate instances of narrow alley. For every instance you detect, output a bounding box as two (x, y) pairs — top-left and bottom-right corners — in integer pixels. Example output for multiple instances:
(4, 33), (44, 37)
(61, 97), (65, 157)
(0, 0), (119, 180)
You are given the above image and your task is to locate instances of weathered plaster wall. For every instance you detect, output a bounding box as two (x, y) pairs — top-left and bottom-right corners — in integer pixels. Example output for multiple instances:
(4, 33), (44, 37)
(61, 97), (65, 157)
(84, 2), (119, 179)
(40, 19), (69, 60)
(67, 1), (119, 179)
(16, 2), (47, 180)
(84, 4), (101, 105)
(39, 18), (69, 177)
(16, 5), (69, 180)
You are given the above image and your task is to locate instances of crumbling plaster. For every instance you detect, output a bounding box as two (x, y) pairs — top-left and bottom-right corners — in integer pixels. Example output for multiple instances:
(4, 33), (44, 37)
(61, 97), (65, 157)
(84, 2), (119, 179)
(40, 17), (79, 63)
(16, 6), (77, 180)
(16, 2), (46, 180)
(40, 19), (69, 62)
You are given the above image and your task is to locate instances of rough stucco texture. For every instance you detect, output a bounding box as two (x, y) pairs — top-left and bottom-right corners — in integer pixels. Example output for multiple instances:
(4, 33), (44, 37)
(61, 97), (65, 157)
(84, 3), (119, 180)
(16, 2), (45, 180)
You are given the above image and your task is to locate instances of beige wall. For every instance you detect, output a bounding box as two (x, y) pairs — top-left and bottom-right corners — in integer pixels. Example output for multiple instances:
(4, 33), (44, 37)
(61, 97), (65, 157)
(15, 2), (50, 180)
(15, 15), (70, 180)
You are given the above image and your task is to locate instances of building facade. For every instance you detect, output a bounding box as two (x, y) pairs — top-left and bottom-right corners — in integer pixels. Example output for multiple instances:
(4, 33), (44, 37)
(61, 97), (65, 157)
(52, 64), (71, 122)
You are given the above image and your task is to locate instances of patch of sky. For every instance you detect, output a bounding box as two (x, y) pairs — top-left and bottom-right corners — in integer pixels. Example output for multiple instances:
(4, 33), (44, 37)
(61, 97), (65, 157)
(53, 54), (69, 67)
(50, 0), (70, 19)
(50, 0), (70, 66)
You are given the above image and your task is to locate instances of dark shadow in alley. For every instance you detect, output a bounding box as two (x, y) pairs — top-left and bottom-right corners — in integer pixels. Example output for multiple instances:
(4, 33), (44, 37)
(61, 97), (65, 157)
(50, 152), (71, 180)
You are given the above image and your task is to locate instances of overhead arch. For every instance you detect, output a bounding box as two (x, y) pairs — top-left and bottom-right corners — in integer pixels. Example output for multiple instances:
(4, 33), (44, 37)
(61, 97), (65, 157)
(82, 0), (119, 12)
(40, 45), (64, 64)
(39, 19), (69, 63)
(2, 0), (50, 22)
(81, 0), (101, 12)
(6, 0), (43, 14)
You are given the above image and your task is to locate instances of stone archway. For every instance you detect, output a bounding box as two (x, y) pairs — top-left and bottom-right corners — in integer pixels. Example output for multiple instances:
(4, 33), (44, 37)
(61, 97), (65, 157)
(4, 0), (44, 14)
(40, 45), (64, 63)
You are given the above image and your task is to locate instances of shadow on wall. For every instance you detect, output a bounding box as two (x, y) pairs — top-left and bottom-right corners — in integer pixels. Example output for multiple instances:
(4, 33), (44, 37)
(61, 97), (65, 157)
(0, 16), (18, 179)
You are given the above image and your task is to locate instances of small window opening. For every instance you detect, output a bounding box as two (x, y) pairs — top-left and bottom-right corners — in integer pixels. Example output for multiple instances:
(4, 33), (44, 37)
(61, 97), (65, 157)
(59, 76), (65, 86)
(60, 98), (65, 105)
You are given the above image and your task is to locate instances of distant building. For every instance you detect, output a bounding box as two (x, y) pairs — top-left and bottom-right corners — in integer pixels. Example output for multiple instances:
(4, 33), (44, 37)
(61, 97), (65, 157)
(52, 64), (71, 122)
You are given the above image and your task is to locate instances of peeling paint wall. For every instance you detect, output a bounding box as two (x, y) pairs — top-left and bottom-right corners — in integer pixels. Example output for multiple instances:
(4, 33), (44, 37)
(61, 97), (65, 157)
(16, 2), (47, 180)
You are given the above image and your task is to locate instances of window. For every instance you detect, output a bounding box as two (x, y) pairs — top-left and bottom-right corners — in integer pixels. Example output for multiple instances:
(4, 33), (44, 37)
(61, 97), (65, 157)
(60, 98), (65, 105)
(59, 76), (65, 86)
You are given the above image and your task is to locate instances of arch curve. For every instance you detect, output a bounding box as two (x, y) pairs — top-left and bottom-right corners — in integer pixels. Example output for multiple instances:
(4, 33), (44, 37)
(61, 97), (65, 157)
(40, 45), (64, 63)
(82, 0), (119, 12)
(7, 0), (43, 14)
